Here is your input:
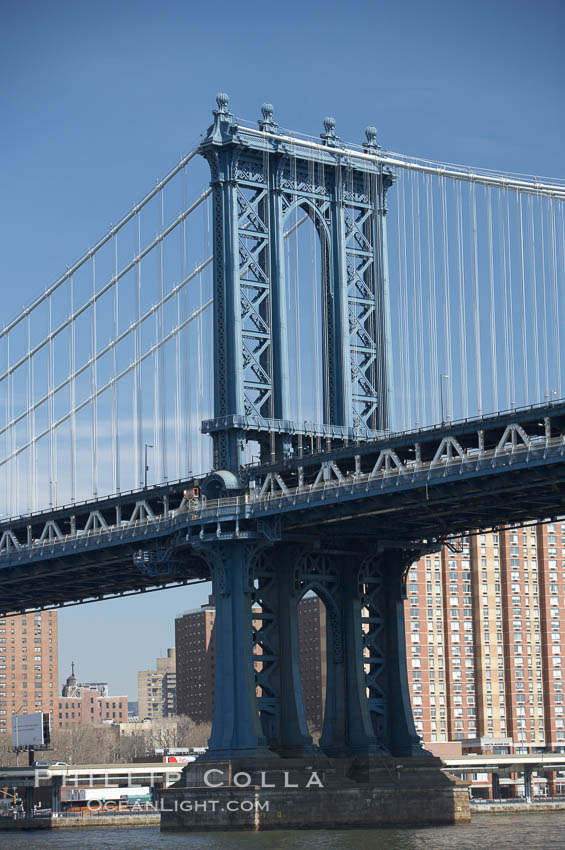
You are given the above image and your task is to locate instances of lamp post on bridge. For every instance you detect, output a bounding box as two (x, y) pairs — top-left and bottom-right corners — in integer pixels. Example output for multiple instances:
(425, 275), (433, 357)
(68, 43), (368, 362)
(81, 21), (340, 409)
(144, 444), (153, 489)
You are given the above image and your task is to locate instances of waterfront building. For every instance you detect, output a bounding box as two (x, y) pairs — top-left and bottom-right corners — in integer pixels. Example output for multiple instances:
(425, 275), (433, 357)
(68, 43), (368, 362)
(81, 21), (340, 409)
(0, 609), (58, 735)
(137, 648), (177, 721)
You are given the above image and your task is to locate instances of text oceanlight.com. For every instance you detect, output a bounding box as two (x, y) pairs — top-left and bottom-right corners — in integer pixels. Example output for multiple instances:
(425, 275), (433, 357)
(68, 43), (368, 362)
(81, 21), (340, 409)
(86, 800), (271, 813)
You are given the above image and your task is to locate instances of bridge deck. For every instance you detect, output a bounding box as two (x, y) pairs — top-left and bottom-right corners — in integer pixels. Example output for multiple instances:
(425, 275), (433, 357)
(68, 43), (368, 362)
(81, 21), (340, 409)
(1, 402), (565, 614)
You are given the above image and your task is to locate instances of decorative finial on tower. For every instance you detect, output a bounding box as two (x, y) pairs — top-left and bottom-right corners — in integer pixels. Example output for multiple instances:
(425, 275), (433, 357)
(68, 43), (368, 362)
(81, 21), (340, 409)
(320, 116), (341, 147)
(258, 102), (278, 133)
(205, 92), (235, 143)
(71, 661), (75, 677)
(364, 125), (380, 153)
(215, 92), (230, 114)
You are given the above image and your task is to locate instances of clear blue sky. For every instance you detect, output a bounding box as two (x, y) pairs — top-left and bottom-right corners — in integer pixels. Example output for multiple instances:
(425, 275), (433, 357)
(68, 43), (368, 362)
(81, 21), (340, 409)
(1, 0), (564, 699)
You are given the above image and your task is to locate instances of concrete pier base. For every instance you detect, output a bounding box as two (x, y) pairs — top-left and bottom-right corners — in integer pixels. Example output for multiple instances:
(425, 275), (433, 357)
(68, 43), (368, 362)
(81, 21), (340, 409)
(159, 755), (470, 831)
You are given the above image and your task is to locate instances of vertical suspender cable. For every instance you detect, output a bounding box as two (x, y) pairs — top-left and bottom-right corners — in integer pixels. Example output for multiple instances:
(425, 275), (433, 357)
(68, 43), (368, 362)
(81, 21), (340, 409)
(91, 255), (98, 496)
(177, 177), (186, 478)
(153, 284), (159, 485)
(396, 170), (406, 430)
(470, 180), (482, 416)
(538, 192), (549, 402)
(160, 188), (167, 482)
(26, 315), (31, 513)
(499, 190), (511, 409)
(30, 317), (37, 512)
(311, 155), (321, 427)
(49, 296), (54, 506)
(415, 173), (426, 426)
(410, 173), (420, 426)
(504, 190), (516, 409)
(528, 194), (541, 404)
(195, 205), (203, 475)
(294, 155), (302, 425)
(426, 173), (439, 423)
(550, 200), (561, 396)
(441, 176), (453, 423)
(112, 232), (120, 493)
(6, 338), (11, 515)
(486, 186), (498, 415)
(135, 212), (142, 486)
(70, 274), (76, 503)
(518, 193), (529, 405)
(373, 167), (383, 432)
(455, 180), (468, 419)
(322, 157), (330, 432)
(401, 171), (411, 428)
(560, 203), (565, 397)
(6, 338), (10, 514)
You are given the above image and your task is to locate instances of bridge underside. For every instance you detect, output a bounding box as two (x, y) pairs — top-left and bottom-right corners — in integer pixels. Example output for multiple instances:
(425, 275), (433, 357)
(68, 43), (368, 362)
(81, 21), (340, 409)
(0, 541), (208, 615)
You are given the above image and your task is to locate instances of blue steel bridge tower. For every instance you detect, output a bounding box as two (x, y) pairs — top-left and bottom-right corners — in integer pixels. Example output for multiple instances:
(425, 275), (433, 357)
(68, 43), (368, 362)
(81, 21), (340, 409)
(200, 93), (395, 477)
(190, 96), (428, 765)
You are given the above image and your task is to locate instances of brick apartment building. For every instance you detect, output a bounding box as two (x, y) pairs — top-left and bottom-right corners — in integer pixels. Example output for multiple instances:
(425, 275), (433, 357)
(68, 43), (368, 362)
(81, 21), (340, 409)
(175, 595), (326, 732)
(298, 596), (327, 732)
(404, 521), (565, 754)
(0, 609), (58, 736)
(56, 664), (127, 728)
(175, 599), (216, 723)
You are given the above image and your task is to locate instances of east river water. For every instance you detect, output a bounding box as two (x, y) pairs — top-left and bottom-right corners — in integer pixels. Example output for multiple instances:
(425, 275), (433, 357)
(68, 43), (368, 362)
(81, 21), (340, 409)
(0, 814), (564, 849)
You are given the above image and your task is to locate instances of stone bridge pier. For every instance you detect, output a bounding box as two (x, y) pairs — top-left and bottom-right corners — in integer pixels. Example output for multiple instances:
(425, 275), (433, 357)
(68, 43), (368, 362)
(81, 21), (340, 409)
(161, 538), (469, 830)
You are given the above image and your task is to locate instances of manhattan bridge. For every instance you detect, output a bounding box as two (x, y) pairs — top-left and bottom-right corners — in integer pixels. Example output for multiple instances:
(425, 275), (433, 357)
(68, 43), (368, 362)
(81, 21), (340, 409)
(1, 94), (564, 761)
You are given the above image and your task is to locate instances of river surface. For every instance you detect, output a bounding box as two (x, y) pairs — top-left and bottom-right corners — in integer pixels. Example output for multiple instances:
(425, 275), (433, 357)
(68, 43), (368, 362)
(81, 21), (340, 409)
(0, 814), (564, 849)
